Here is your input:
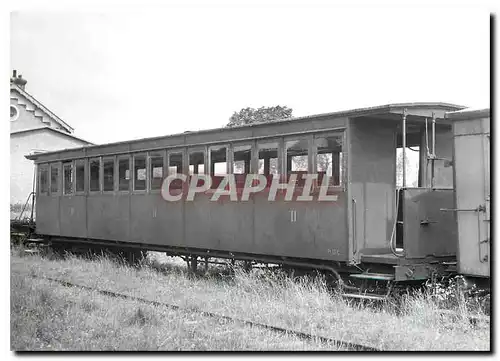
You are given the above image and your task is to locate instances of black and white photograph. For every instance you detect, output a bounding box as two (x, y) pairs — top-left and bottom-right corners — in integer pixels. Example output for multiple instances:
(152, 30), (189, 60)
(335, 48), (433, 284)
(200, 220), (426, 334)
(7, 0), (491, 353)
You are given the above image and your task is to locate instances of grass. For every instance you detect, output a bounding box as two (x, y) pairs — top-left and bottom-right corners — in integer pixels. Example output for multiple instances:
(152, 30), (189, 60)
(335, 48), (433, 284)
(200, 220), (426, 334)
(11, 273), (343, 351)
(10, 249), (490, 351)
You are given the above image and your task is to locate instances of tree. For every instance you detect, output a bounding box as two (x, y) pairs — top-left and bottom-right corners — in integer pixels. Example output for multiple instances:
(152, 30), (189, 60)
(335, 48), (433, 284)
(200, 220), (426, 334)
(226, 105), (293, 127)
(226, 106), (339, 177)
(228, 106), (293, 174)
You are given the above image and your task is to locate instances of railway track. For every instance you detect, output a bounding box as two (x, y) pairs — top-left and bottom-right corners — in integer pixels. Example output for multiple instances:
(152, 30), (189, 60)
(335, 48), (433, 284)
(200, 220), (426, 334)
(12, 240), (490, 327)
(16, 271), (380, 352)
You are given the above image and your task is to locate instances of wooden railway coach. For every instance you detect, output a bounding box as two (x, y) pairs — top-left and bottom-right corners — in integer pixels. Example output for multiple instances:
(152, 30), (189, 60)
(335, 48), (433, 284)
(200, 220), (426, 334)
(26, 102), (465, 280)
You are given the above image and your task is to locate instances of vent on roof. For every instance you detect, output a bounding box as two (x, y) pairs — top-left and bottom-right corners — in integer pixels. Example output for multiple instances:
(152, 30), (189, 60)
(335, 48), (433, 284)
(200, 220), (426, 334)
(11, 70), (27, 89)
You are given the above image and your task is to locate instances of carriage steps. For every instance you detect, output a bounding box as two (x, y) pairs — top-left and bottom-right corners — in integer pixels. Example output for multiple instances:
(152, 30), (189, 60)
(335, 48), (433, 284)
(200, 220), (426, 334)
(16, 238), (48, 256)
(349, 272), (395, 281)
(341, 272), (395, 301)
(25, 238), (45, 244)
(341, 292), (388, 301)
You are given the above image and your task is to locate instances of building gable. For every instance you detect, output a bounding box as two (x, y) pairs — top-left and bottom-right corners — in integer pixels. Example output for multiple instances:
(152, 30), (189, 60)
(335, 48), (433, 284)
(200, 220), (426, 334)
(10, 84), (74, 134)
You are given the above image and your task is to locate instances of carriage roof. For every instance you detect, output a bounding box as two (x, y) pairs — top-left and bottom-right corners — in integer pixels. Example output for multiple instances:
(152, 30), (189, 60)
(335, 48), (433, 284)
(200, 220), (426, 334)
(26, 102), (464, 162)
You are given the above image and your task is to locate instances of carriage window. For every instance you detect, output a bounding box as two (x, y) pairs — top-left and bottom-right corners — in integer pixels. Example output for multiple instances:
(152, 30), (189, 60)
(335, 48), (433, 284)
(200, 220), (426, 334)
(209, 146), (227, 189)
(134, 155), (147, 191)
(258, 141), (279, 175)
(150, 153), (164, 190)
(315, 134), (343, 186)
(63, 162), (73, 195)
(103, 158), (115, 191)
(75, 159), (85, 192)
(168, 153), (183, 175)
(210, 146), (227, 175)
(286, 138), (308, 175)
(396, 147), (420, 188)
(189, 151), (205, 175)
(89, 158), (100, 192)
(39, 165), (49, 194)
(168, 152), (184, 190)
(50, 164), (60, 193)
(233, 144), (251, 175)
(118, 157), (130, 191)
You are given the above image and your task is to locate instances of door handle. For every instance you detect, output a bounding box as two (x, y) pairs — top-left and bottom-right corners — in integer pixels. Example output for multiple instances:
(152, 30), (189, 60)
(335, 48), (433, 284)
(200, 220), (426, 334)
(420, 218), (437, 226)
(352, 198), (357, 255)
(440, 205), (486, 212)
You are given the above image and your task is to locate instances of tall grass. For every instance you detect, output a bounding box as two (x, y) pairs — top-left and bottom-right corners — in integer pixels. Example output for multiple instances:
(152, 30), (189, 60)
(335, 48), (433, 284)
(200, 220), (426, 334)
(11, 249), (490, 351)
(10, 271), (342, 350)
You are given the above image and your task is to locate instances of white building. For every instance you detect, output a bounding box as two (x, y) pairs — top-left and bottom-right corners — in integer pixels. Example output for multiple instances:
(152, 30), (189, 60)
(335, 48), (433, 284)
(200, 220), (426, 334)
(10, 70), (92, 208)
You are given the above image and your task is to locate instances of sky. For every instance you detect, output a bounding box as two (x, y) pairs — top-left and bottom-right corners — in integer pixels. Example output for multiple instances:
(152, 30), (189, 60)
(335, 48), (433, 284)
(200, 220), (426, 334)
(10, 7), (490, 145)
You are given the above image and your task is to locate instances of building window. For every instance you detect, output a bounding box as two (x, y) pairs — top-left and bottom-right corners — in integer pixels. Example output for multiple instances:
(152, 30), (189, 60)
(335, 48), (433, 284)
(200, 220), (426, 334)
(50, 164), (60, 194)
(10, 105), (19, 121)
(103, 157), (115, 192)
(118, 156), (130, 191)
(75, 159), (85, 192)
(134, 154), (147, 191)
(39, 165), (49, 194)
(150, 153), (164, 190)
(89, 158), (101, 192)
(63, 162), (73, 195)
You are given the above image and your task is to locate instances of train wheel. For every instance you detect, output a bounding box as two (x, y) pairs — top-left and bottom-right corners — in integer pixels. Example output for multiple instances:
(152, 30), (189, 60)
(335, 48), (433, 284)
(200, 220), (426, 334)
(115, 249), (144, 266)
(190, 256), (198, 273)
(48, 242), (68, 259)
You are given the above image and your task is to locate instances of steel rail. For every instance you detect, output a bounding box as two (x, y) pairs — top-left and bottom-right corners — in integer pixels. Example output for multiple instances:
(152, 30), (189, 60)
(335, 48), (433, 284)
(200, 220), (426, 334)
(17, 272), (380, 352)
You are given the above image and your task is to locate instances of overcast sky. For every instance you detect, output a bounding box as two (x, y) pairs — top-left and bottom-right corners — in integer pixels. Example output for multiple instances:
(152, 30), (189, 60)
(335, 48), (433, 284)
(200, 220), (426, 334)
(10, 7), (490, 145)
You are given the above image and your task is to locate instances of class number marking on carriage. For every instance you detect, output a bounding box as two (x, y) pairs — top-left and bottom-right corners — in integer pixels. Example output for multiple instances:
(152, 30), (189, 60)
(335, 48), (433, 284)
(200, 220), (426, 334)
(327, 248), (341, 256)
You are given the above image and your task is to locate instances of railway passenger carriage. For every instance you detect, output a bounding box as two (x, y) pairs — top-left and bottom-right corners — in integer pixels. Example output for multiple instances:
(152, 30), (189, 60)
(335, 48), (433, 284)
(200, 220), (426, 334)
(27, 102), (480, 283)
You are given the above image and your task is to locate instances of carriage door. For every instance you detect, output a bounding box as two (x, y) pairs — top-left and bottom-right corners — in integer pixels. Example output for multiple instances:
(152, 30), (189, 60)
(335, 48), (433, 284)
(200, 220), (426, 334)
(348, 118), (397, 262)
(453, 119), (490, 277)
